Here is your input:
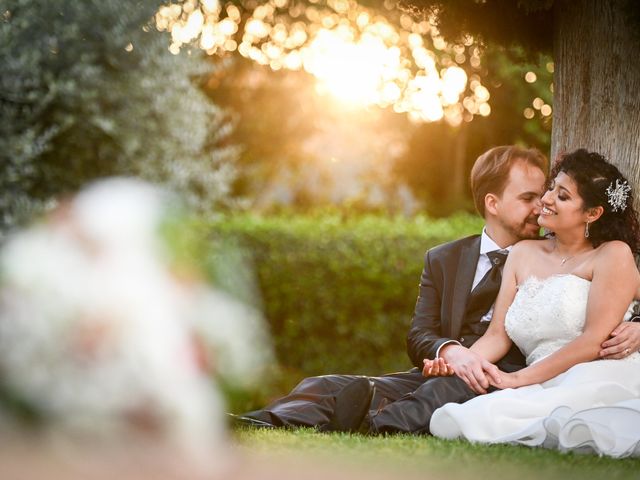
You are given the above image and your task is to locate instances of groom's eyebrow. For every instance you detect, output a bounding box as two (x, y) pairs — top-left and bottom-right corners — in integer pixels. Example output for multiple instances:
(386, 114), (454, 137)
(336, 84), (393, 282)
(519, 191), (539, 199)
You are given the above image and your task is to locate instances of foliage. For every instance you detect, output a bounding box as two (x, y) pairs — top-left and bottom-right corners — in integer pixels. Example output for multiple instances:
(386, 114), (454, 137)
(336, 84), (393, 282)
(399, 0), (640, 57)
(159, 0), (493, 125)
(400, 0), (554, 54)
(236, 428), (640, 480)
(203, 212), (482, 407)
(0, 0), (237, 234)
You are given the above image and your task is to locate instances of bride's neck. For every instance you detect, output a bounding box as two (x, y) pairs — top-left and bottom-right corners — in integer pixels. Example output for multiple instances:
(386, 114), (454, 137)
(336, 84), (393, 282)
(552, 235), (592, 256)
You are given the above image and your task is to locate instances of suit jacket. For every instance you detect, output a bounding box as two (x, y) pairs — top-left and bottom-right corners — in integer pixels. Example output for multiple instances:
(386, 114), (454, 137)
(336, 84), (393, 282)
(406, 234), (525, 371)
(406, 234), (483, 367)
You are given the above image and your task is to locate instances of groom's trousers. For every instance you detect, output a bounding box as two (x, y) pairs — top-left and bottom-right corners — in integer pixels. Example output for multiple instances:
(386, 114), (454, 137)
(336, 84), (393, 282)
(242, 345), (524, 434)
(242, 369), (428, 429)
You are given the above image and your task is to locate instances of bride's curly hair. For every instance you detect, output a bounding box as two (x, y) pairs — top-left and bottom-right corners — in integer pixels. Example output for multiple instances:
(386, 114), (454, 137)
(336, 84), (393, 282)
(550, 149), (640, 255)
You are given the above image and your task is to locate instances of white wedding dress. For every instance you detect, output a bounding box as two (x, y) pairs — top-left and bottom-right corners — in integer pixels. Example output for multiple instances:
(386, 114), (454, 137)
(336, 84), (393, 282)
(430, 274), (640, 457)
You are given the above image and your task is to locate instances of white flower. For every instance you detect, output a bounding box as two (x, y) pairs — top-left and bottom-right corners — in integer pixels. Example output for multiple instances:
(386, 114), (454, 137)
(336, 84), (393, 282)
(0, 178), (271, 458)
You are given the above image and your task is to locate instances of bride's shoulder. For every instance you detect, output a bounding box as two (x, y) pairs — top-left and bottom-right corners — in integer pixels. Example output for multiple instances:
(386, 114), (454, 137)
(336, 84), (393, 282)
(594, 240), (634, 263)
(511, 238), (552, 256)
(592, 241), (638, 284)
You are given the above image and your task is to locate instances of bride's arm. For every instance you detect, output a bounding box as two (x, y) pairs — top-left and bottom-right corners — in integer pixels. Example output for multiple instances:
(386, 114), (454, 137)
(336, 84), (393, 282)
(426, 245), (523, 394)
(504, 241), (639, 388)
(468, 245), (521, 363)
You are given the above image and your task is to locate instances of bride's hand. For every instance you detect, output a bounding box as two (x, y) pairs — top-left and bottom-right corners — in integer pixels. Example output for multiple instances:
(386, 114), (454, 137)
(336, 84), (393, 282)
(422, 358), (454, 377)
(489, 370), (521, 389)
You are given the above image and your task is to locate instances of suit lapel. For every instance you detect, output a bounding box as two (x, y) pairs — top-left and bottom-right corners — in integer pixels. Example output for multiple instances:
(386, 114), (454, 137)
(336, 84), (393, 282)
(450, 237), (480, 338)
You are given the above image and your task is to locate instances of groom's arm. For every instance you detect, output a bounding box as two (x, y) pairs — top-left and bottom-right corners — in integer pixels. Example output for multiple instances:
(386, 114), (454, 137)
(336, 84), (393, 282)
(406, 250), (455, 367)
(599, 280), (640, 358)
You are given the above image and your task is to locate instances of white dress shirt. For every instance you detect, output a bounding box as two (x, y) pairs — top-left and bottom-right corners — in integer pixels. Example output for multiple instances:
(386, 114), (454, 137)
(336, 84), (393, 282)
(474, 228), (512, 322)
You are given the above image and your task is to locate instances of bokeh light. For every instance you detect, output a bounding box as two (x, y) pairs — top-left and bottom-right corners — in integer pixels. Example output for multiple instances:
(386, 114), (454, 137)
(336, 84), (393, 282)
(155, 0), (493, 126)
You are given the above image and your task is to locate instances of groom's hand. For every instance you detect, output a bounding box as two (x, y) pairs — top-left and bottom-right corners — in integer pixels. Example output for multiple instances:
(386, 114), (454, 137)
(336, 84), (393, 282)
(422, 358), (454, 377)
(440, 345), (501, 394)
(600, 322), (640, 359)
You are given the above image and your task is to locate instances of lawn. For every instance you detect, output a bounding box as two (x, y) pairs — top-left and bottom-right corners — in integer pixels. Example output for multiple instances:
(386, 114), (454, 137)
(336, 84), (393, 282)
(233, 427), (640, 480)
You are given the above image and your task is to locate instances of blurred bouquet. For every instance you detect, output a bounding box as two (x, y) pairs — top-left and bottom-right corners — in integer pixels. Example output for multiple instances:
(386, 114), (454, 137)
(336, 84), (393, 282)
(0, 178), (272, 460)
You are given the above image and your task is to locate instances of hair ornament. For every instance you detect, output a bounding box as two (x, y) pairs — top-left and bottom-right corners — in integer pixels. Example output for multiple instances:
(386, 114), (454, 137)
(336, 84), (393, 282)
(606, 179), (632, 212)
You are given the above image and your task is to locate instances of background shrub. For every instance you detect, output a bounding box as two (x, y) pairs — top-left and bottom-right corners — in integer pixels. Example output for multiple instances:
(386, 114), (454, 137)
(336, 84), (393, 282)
(203, 212), (483, 409)
(1, 0), (236, 234)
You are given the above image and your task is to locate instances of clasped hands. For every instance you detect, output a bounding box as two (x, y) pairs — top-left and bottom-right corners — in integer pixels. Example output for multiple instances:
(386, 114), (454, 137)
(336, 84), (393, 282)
(422, 345), (520, 394)
(423, 323), (640, 395)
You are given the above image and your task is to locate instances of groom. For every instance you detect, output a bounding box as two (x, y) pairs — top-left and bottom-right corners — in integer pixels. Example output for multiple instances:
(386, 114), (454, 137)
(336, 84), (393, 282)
(238, 145), (638, 434)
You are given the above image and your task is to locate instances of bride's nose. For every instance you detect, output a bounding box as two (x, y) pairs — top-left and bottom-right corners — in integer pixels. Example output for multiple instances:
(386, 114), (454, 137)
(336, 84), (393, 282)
(540, 189), (553, 204)
(532, 197), (543, 214)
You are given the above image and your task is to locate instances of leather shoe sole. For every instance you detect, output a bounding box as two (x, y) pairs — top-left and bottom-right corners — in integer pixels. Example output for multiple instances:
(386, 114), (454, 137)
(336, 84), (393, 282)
(227, 413), (276, 429)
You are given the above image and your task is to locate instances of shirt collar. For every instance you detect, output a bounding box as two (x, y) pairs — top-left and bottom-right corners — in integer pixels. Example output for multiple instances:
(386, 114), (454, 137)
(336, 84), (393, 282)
(480, 227), (513, 255)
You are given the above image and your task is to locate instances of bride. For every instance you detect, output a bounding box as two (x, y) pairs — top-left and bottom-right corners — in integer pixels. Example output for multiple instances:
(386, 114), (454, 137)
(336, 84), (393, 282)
(425, 149), (640, 457)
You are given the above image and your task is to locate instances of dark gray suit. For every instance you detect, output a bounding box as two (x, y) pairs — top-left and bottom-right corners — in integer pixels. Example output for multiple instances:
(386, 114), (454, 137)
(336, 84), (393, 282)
(243, 234), (525, 433)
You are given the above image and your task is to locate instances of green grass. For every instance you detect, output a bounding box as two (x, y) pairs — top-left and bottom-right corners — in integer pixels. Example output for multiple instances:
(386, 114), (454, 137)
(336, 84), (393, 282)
(233, 428), (640, 480)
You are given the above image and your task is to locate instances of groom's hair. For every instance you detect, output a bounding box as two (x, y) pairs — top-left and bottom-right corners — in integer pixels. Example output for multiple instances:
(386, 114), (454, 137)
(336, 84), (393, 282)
(470, 145), (548, 217)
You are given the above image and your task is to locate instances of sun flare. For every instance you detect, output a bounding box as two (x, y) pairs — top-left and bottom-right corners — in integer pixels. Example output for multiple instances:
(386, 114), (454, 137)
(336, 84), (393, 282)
(156, 0), (492, 125)
(303, 28), (398, 105)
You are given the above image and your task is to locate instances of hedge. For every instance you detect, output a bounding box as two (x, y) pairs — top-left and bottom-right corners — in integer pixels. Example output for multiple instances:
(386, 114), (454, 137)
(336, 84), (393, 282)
(203, 212), (482, 403)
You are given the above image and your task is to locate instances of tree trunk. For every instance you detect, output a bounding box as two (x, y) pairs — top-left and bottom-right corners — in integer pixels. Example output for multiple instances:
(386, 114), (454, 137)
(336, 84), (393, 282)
(552, 0), (640, 191)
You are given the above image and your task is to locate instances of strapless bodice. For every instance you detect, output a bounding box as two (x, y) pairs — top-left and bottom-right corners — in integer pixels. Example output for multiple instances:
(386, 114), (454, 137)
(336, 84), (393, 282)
(504, 274), (591, 365)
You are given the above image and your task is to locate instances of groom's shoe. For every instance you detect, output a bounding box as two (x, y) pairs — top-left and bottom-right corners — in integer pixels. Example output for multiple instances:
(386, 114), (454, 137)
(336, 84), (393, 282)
(326, 378), (375, 433)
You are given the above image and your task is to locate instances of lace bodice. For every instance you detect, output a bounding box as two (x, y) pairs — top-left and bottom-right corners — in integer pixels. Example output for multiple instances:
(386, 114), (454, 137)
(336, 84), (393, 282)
(504, 274), (591, 365)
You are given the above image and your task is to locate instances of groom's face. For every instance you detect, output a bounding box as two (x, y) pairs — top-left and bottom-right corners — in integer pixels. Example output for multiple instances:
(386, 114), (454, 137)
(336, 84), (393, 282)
(495, 160), (546, 241)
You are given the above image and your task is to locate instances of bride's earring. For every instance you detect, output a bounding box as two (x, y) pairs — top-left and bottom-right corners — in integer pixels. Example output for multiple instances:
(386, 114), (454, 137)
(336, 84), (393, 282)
(585, 221), (590, 238)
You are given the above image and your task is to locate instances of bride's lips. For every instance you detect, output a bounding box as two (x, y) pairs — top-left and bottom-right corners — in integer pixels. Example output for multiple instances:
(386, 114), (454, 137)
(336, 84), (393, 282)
(540, 206), (556, 216)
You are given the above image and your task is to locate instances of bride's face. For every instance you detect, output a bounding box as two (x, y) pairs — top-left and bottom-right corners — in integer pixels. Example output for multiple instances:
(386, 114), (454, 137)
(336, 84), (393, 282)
(538, 172), (589, 232)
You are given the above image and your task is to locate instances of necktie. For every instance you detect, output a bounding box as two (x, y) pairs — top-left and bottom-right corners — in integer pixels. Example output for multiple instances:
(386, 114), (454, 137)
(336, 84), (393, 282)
(465, 250), (508, 325)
